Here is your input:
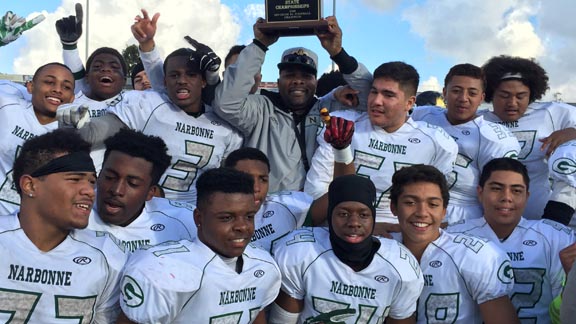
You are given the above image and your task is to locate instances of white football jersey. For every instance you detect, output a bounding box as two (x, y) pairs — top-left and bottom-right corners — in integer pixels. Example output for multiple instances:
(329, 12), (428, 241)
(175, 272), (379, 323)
(0, 214), (127, 323)
(448, 217), (575, 322)
(305, 111), (458, 223)
(271, 227), (424, 323)
(479, 102), (576, 219)
(413, 230), (514, 324)
(252, 191), (312, 252)
(73, 90), (126, 173)
(549, 140), (576, 188)
(0, 97), (57, 215)
(107, 90), (243, 205)
(87, 197), (197, 254)
(411, 107), (520, 222)
(120, 238), (281, 323)
(0, 80), (31, 100)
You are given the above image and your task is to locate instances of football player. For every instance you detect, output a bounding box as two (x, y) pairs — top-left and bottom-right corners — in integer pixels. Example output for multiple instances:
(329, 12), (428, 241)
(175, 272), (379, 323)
(546, 140), (576, 225)
(0, 129), (126, 322)
(390, 164), (519, 324)
(479, 55), (576, 221)
(87, 128), (196, 254)
(305, 61), (458, 235)
(117, 168), (281, 323)
(410, 64), (520, 223)
(0, 62), (75, 215)
(270, 174), (423, 323)
(224, 147), (312, 252)
(448, 158), (576, 322)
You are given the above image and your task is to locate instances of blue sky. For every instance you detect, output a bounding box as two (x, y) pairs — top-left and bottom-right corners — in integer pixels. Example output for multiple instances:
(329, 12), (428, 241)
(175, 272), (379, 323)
(1, 0), (575, 100)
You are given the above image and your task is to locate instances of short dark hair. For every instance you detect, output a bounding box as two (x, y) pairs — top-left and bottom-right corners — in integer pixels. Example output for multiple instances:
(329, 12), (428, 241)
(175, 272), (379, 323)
(196, 168), (254, 210)
(389, 164), (450, 208)
(444, 63), (485, 90)
(478, 158), (530, 191)
(224, 45), (246, 68)
(373, 61), (419, 97)
(224, 147), (270, 173)
(13, 129), (92, 194)
(32, 62), (73, 81)
(316, 71), (347, 97)
(163, 48), (206, 80)
(102, 128), (172, 185)
(130, 60), (145, 88)
(86, 47), (128, 77)
(482, 55), (549, 103)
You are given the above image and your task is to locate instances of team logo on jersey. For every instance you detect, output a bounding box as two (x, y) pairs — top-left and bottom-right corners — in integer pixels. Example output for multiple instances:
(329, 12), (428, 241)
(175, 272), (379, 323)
(374, 275), (389, 283)
(552, 157), (576, 175)
(408, 138), (421, 144)
(73, 256), (92, 265)
(122, 275), (144, 307)
(150, 224), (166, 231)
(497, 261), (514, 284)
(263, 211), (274, 218)
(522, 240), (537, 246)
(461, 130), (470, 136)
(429, 260), (442, 268)
(211, 120), (221, 126)
(504, 150), (518, 159)
(254, 270), (265, 278)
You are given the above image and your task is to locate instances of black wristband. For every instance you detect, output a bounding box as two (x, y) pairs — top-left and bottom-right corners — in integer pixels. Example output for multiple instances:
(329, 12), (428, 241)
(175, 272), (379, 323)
(72, 68), (86, 81)
(542, 200), (575, 226)
(330, 48), (358, 75)
(62, 43), (78, 50)
(252, 39), (269, 52)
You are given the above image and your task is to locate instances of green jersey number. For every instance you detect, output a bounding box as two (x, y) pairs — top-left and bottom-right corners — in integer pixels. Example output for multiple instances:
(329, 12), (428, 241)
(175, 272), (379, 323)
(0, 288), (96, 323)
(162, 140), (214, 192)
(424, 293), (460, 323)
(511, 130), (537, 160)
(306, 296), (383, 324)
(510, 267), (545, 323)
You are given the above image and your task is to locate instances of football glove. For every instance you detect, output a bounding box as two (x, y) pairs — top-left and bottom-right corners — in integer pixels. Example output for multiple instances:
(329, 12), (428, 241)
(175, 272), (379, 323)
(57, 103), (90, 129)
(0, 11), (45, 46)
(55, 3), (83, 46)
(324, 115), (354, 150)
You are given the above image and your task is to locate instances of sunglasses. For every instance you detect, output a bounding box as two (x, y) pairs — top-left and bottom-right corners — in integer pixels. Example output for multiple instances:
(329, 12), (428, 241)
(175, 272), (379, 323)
(282, 53), (316, 69)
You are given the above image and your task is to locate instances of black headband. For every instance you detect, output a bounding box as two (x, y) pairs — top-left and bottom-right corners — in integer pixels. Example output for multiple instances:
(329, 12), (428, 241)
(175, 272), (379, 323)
(30, 152), (96, 177)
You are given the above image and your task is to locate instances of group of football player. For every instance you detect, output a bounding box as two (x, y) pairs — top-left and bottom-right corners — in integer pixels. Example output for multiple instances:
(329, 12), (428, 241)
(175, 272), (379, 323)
(1, 3), (576, 323)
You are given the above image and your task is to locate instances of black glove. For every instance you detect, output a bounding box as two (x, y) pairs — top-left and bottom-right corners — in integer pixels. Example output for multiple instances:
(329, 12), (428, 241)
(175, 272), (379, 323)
(184, 35), (221, 73)
(55, 3), (83, 47)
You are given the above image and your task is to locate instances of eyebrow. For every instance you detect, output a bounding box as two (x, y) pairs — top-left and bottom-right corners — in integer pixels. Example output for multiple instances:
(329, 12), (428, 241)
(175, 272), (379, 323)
(487, 181), (526, 189)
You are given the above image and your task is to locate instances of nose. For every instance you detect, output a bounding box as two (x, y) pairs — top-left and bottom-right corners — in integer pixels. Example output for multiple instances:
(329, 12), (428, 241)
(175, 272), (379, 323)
(253, 179), (261, 195)
(500, 188), (513, 202)
(109, 180), (126, 196)
(234, 216), (252, 232)
(346, 213), (362, 228)
(81, 181), (96, 199)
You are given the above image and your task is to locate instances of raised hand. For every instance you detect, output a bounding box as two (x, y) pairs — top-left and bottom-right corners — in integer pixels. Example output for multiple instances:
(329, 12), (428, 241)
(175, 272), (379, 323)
(0, 11), (45, 46)
(55, 3), (83, 46)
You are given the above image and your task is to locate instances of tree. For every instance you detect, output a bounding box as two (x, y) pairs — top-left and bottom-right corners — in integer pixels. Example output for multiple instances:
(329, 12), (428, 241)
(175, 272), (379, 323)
(122, 44), (140, 72)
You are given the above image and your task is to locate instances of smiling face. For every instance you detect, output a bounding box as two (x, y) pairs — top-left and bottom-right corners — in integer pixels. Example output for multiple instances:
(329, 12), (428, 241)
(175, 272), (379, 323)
(194, 192), (257, 258)
(133, 70), (151, 91)
(96, 151), (155, 226)
(391, 182), (446, 247)
(330, 201), (374, 244)
(164, 55), (205, 114)
(478, 170), (528, 237)
(491, 80), (531, 122)
(27, 64), (75, 125)
(32, 170), (96, 230)
(85, 53), (126, 101)
(443, 75), (485, 125)
(277, 67), (317, 116)
(367, 78), (413, 132)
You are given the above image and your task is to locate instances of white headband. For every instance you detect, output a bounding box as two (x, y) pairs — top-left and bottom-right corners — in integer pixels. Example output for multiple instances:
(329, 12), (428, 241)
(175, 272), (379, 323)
(500, 72), (524, 80)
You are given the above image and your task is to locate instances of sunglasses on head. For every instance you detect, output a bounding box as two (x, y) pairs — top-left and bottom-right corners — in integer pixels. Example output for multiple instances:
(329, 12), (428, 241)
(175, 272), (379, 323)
(282, 53), (316, 69)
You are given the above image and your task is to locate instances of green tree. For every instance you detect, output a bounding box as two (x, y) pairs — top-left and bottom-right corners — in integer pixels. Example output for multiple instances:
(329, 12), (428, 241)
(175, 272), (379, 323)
(122, 44), (140, 72)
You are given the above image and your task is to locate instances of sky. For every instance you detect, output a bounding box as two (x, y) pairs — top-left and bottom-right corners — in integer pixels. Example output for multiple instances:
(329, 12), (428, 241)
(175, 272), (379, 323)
(1, 0), (575, 101)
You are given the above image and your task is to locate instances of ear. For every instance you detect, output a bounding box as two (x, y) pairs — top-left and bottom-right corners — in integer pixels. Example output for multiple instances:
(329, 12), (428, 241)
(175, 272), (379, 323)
(26, 81), (33, 94)
(20, 175), (35, 197)
(202, 79), (206, 89)
(476, 185), (484, 204)
(145, 186), (155, 201)
(390, 202), (397, 216)
(193, 208), (202, 228)
(442, 87), (447, 99)
(406, 95), (416, 111)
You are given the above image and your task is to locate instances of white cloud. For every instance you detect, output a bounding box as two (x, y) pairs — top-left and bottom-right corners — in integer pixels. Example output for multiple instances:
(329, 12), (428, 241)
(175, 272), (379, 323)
(361, 0), (402, 12)
(13, 0), (240, 75)
(401, 0), (576, 102)
(418, 76), (441, 93)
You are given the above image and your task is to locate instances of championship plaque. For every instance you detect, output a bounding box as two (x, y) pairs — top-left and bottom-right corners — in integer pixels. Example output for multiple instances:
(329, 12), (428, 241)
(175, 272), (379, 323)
(257, 0), (329, 36)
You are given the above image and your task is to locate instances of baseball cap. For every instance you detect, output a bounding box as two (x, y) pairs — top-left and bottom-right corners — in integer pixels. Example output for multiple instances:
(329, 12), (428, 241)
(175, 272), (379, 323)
(277, 47), (318, 75)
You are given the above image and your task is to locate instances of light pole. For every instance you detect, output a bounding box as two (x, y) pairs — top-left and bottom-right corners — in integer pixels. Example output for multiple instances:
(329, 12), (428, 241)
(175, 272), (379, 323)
(85, 0), (89, 61)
